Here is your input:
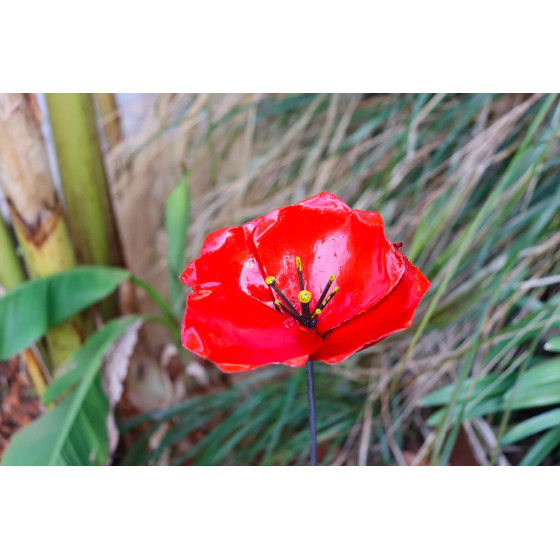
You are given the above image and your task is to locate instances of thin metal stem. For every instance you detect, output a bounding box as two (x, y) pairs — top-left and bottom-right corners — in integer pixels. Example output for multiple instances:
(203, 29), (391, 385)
(306, 360), (318, 466)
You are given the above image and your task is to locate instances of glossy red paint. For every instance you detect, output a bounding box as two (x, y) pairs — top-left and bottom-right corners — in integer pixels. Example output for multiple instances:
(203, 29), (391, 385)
(181, 192), (430, 372)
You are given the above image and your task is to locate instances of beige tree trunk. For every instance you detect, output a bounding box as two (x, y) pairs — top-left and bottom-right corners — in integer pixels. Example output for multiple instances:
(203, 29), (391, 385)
(0, 93), (83, 367)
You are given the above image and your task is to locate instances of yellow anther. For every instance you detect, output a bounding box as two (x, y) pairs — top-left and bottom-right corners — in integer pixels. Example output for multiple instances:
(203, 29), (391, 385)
(329, 275), (336, 282)
(274, 300), (281, 307)
(298, 290), (312, 304)
(296, 256), (302, 271)
(312, 308), (322, 318)
(266, 276), (276, 285)
(323, 286), (339, 306)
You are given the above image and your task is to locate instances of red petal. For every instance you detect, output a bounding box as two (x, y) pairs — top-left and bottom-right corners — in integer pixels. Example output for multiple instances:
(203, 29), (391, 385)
(182, 285), (322, 373)
(310, 260), (430, 363)
(246, 192), (405, 331)
(181, 225), (270, 304)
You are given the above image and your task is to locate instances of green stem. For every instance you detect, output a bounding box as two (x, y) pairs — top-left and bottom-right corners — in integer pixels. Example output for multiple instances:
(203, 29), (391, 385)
(143, 313), (180, 336)
(131, 275), (180, 334)
(46, 93), (124, 268)
(46, 93), (125, 320)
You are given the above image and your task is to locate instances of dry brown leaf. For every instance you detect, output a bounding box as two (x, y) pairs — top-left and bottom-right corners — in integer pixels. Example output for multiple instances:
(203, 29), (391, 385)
(103, 318), (143, 457)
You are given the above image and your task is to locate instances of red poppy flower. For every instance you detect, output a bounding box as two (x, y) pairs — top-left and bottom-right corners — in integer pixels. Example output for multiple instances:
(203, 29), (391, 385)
(181, 192), (430, 372)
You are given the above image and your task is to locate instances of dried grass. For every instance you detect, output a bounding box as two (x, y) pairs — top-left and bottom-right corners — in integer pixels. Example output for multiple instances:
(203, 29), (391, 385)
(110, 93), (560, 465)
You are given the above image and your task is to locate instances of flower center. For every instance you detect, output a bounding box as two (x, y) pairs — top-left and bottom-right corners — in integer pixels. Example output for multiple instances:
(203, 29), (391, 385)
(265, 257), (339, 329)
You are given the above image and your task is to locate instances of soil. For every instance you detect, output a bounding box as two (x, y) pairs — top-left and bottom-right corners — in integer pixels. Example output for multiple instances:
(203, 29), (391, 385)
(0, 356), (43, 461)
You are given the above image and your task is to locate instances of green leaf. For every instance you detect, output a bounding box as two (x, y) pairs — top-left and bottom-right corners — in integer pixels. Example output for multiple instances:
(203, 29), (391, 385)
(512, 358), (560, 391)
(519, 425), (560, 466)
(502, 408), (560, 445)
(509, 383), (560, 409)
(43, 316), (139, 406)
(545, 336), (560, 353)
(426, 397), (503, 427)
(421, 371), (512, 407)
(425, 359), (560, 426)
(2, 316), (138, 465)
(505, 358), (560, 408)
(0, 266), (130, 361)
(165, 174), (190, 319)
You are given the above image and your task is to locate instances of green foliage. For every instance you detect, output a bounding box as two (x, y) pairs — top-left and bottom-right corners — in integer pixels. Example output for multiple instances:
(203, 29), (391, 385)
(519, 426), (560, 466)
(0, 266), (130, 361)
(545, 336), (560, 353)
(422, 353), (560, 465)
(2, 316), (139, 465)
(119, 366), (363, 466)
(165, 174), (190, 319)
(502, 409), (560, 445)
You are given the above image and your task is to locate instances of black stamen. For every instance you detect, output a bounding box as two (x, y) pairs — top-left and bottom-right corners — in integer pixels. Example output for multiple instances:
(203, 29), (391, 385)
(312, 275), (335, 314)
(296, 256), (305, 291)
(268, 280), (300, 316)
(296, 256), (311, 323)
(301, 302), (311, 324)
(309, 289), (338, 328)
(275, 300), (303, 323)
(266, 261), (340, 330)
(320, 287), (339, 311)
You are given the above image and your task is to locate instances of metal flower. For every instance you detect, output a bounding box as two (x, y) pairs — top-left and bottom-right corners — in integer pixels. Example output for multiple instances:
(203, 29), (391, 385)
(181, 193), (430, 372)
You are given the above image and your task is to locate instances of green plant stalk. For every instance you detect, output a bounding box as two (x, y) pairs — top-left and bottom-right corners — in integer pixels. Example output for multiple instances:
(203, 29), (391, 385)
(0, 93), (84, 367)
(0, 213), (25, 290)
(46, 93), (124, 318)
(165, 174), (190, 319)
(130, 275), (180, 339)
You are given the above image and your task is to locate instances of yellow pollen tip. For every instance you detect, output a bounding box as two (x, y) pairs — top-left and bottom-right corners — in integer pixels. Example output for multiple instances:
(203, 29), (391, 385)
(296, 256), (302, 271)
(266, 276), (276, 285)
(298, 290), (312, 304)
(312, 308), (322, 317)
(324, 287), (339, 305)
(274, 300), (281, 307)
(329, 275), (336, 282)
